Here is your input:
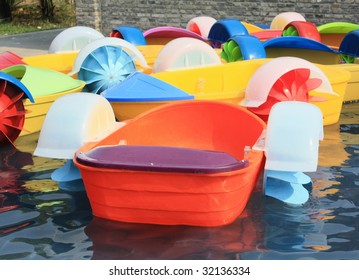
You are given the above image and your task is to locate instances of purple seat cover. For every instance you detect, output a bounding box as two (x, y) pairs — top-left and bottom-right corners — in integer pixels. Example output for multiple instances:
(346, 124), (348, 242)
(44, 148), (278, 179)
(143, 26), (205, 41)
(76, 145), (248, 174)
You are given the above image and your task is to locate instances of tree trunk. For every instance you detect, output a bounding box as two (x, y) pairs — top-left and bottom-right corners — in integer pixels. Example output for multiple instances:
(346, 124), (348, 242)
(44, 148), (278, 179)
(39, 0), (54, 19)
(0, 0), (12, 20)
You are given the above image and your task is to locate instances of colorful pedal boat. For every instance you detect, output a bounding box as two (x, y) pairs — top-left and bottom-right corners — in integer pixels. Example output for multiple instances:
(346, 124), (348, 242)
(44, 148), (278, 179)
(73, 100), (266, 227)
(262, 34), (359, 103)
(1, 65), (85, 136)
(150, 58), (350, 126)
(0, 72), (33, 146)
(103, 57), (350, 124)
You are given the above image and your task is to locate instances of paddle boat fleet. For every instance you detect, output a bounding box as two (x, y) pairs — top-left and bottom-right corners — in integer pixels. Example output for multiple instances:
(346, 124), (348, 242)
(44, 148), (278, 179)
(0, 12), (358, 226)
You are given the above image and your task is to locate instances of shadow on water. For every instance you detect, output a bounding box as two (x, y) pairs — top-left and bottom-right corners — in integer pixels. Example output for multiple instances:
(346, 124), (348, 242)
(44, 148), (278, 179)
(0, 103), (358, 259)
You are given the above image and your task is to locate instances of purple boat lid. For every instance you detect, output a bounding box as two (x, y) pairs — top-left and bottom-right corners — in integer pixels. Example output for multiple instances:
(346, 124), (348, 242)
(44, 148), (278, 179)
(75, 145), (248, 174)
(143, 26), (205, 41)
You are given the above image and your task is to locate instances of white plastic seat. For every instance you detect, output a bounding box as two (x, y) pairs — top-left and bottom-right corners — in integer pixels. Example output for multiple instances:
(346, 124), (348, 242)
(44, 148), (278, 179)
(263, 101), (323, 205)
(264, 101), (323, 172)
(241, 56), (337, 108)
(270, 12), (306, 30)
(68, 37), (150, 76)
(34, 92), (120, 159)
(186, 16), (217, 39)
(48, 26), (105, 53)
(153, 37), (222, 73)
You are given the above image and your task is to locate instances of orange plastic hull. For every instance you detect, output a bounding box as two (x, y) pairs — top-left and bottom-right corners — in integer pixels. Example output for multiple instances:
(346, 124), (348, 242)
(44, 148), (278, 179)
(75, 150), (264, 227)
(74, 100), (266, 227)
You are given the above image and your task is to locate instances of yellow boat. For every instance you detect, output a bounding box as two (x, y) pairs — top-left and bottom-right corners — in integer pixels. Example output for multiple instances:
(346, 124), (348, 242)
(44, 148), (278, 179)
(136, 45), (164, 70)
(22, 51), (78, 74)
(150, 58), (350, 126)
(102, 56), (350, 125)
(331, 63), (359, 103)
(138, 33), (355, 108)
(21, 46), (157, 77)
(260, 30), (359, 103)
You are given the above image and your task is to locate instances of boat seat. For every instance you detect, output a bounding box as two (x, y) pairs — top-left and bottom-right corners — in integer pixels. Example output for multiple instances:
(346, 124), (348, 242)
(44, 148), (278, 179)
(75, 145), (248, 174)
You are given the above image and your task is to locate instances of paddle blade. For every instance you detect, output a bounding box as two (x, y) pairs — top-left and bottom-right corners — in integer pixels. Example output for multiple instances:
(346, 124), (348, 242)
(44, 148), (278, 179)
(266, 170), (312, 185)
(51, 160), (82, 182)
(0, 79), (26, 146)
(264, 176), (310, 205)
(248, 68), (324, 118)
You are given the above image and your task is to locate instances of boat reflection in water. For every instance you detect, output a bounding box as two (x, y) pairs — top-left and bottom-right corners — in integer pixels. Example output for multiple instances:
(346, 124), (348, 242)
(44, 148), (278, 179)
(85, 187), (265, 260)
(0, 146), (33, 214)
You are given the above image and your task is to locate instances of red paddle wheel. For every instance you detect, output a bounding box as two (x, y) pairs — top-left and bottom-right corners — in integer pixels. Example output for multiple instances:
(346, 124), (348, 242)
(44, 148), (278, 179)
(0, 77), (29, 146)
(248, 68), (325, 121)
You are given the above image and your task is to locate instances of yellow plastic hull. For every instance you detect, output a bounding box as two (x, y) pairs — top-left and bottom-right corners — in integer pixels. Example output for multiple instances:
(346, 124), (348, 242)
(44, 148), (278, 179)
(110, 101), (172, 121)
(331, 63), (359, 103)
(265, 48), (342, 65)
(22, 52), (78, 74)
(136, 45), (164, 70)
(151, 59), (264, 104)
(151, 58), (350, 126)
(21, 85), (85, 136)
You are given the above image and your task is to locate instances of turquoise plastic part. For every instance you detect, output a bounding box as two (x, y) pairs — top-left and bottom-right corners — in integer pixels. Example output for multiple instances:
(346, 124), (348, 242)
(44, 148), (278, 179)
(78, 45), (137, 94)
(265, 170), (312, 185)
(51, 159), (82, 182)
(264, 174), (310, 205)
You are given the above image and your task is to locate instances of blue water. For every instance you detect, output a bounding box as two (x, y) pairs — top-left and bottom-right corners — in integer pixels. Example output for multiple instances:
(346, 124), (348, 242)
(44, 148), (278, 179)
(0, 102), (358, 260)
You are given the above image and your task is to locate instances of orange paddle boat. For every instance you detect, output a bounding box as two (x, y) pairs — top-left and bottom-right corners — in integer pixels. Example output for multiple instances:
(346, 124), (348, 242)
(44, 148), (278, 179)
(73, 100), (266, 227)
